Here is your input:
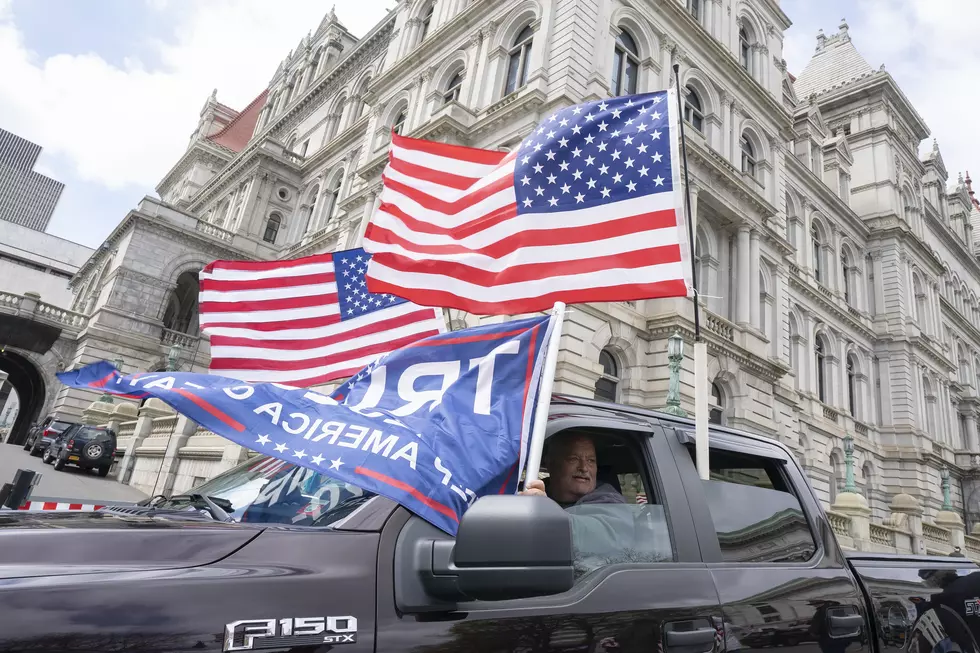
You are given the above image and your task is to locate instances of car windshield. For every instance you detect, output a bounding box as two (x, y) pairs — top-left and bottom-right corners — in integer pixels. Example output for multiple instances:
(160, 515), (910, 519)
(50, 421), (72, 431)
(163, 456), (376, 527)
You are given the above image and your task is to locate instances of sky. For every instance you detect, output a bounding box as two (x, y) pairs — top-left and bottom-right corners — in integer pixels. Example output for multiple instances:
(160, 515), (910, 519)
(0, 0), (976, 249)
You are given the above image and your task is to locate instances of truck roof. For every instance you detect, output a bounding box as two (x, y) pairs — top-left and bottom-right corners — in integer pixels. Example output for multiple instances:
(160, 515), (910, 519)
(550, 394), (795, 457)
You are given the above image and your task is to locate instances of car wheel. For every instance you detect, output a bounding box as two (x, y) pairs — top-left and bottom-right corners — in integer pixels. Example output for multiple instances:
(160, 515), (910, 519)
(42, 449), (53, 464)
(97, 466), (110, 478)
(29, 440), (43, 457)
(53, 455), (66, 471)
(22, 438), (32, 451)
(83, 442), (104, 461)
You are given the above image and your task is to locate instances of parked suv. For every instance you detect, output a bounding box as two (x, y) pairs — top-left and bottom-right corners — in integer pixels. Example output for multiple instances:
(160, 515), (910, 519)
(23, 417), (77, 457)
(42, 424), (117, 477)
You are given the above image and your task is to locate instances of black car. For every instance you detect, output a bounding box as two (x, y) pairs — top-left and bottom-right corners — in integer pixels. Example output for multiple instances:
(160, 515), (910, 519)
(42, 424), (117, 477)
(23, 417), (77, 457)
(0, 398), (979, 653)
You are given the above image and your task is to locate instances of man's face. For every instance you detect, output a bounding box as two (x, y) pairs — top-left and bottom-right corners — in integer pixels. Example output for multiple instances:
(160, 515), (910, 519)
(549, 436), (597, 503)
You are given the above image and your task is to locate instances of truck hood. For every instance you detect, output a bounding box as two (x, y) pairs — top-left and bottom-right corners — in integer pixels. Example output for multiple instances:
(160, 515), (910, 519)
(0, 510), (261, 579)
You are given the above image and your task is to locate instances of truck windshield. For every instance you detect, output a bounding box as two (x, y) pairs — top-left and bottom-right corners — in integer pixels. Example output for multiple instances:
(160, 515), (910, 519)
(178, 456), (375, 527)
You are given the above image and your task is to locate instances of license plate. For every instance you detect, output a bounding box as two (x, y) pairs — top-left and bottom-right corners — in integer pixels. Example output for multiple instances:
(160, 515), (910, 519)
(68, 455), (79, 461)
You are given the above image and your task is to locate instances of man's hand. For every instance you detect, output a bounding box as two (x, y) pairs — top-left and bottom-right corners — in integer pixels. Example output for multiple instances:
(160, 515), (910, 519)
(520, 479), (547, 497)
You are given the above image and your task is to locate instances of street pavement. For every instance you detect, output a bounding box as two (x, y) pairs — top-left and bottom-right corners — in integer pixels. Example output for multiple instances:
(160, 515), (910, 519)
(0, 443), (147, 504)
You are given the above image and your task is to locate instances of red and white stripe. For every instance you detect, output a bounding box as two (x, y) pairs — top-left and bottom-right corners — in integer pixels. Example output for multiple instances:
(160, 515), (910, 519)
(198, 253), (445, 386)
(364, 130), (690, 315)
(18, 501), (104, 512)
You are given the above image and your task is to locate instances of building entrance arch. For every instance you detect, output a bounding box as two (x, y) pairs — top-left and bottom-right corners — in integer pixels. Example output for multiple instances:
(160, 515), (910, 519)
(0, 350), (46, 446)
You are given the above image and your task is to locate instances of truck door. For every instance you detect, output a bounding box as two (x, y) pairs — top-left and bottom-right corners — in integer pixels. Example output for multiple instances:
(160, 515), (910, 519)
(667, 427), (871, 653)
(377, 421), (725, 653)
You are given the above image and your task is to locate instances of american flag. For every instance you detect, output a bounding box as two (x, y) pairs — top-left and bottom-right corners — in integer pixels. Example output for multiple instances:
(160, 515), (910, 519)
(198, 248), (446, 386)
(365, 90), (692, 315)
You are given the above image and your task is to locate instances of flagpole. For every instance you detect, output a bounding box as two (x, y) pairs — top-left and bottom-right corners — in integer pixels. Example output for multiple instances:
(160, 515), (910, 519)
(523, 301), (566, 487)
(673, 64), (710, 481)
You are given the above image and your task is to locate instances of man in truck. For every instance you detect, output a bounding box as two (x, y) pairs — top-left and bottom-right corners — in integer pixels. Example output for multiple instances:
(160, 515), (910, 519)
(521, 432), (637, 576)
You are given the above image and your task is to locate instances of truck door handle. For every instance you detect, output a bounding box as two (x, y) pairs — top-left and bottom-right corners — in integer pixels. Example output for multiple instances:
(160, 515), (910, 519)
(665, 627), (718, 648)
(829, 614), (864, 630)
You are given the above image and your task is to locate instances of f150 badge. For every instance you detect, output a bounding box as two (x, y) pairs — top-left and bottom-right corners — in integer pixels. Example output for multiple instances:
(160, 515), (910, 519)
(223, 616), (357, 651)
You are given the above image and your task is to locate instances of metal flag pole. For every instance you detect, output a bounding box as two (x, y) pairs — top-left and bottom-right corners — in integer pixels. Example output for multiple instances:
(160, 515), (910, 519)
(523, 301), (566, 486)
(673, 64), (710, 481)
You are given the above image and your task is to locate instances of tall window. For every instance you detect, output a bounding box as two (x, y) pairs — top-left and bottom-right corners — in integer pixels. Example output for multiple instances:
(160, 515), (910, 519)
(709, 382), (724, 425)
(788, 315), (800, 389)
(444, 70), (464, 105)
(687, 0), (701, 21)
(611, 30), (639, 96)
(263, 213), (282, 244)
(323, 172), (344, 225)
(811, 223), (823, 283)
(847, 354), (857, 417)
(162, 271), (201, 336)
(740, 134), (756, 176)
(739, 27), (752, 73)
(684, 86), (704, 132)
(594, 349), (619, 401)
(841, 250), (852, 305)
(419, 2), (434, 43)
(865, 254), (876, 315)
(505, 25), (535, 96)
(392, 109), (407, 136)
(815, 337), (827, 403)
(303, 184), (319, 234)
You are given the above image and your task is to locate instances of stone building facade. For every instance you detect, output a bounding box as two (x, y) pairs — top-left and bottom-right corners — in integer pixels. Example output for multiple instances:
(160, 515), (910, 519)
(48, 0), (980, 519)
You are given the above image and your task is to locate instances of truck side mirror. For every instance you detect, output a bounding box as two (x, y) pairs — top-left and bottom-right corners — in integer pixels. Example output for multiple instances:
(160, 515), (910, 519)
(418, 495), (575, 603)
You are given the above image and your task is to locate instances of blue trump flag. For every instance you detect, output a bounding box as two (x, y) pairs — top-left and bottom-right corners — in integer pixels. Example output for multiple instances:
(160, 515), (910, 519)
(57, 316), (554, 534)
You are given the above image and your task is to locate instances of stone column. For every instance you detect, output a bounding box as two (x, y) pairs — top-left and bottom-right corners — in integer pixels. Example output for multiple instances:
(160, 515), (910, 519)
(151, 413), (199, 497)
(967, 411), (979, 451)
(832, 435), (872, 549)
(119, 399), (172, 486)
(889, 493), (925, 555)
(660, 40), (675, 90)
(737, 225), (751, 325)
(749, 229), (761, 328)
(720, 93), (732, 161)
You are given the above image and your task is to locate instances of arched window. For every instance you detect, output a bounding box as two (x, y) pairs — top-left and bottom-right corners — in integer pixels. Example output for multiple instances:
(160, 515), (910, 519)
(841, 249), (852, 305)
(392, 109), (407, 136)
(709, 382), (724, 425)
(862, 462), (874, 502)
(815, 336), (827, 403)
(684, 86), (704, 132)
(847, 354), (858, 417)
(285, 134), (298, 152)
(162, 270), (201, 336)
(418, 2), (434, 43)
(594, 349), (619, 402)
(913, 274), (926, 326)
(444, 70), (464, 105)
(958, 344), (969, 385)
(611, 29), (639, 96)
(811, 223), (823, 283)
(263, 213), (282, 244)
(740, 133), (756, 176)
(865, 254), (876, 315)
(739, 26), (752, 73)
(505, 25), (535, 96)
(323, 172), (344, 225)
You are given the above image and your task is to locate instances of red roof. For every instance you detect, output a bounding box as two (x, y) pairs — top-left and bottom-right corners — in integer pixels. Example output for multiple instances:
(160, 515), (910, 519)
(207, 90), (268, 153)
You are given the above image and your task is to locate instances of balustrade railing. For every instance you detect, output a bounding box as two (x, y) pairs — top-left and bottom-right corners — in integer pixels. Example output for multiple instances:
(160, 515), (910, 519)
(826, 510), (851, 538)
(161, 328), (200, 349)
(705, 311), (735, 342)
(869, 524), (893, 547)
(0, 291), (87, 329)
(923, 522), (952, 545)
(823, 405), (840, 423)
(195, 219), (234, 242)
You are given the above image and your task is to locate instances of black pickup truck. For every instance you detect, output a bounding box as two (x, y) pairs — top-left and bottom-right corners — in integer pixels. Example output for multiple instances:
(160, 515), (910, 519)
(1, 396), (978, 653)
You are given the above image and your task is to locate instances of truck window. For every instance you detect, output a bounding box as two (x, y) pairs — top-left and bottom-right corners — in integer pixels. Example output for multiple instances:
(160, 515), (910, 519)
(688, 447), (817, 563)
(541, 430), (673, 580)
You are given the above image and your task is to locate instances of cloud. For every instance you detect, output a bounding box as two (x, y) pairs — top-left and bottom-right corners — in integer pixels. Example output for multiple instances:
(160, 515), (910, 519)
(0, 0), (390, 192)
(783, 0), (980, 183)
